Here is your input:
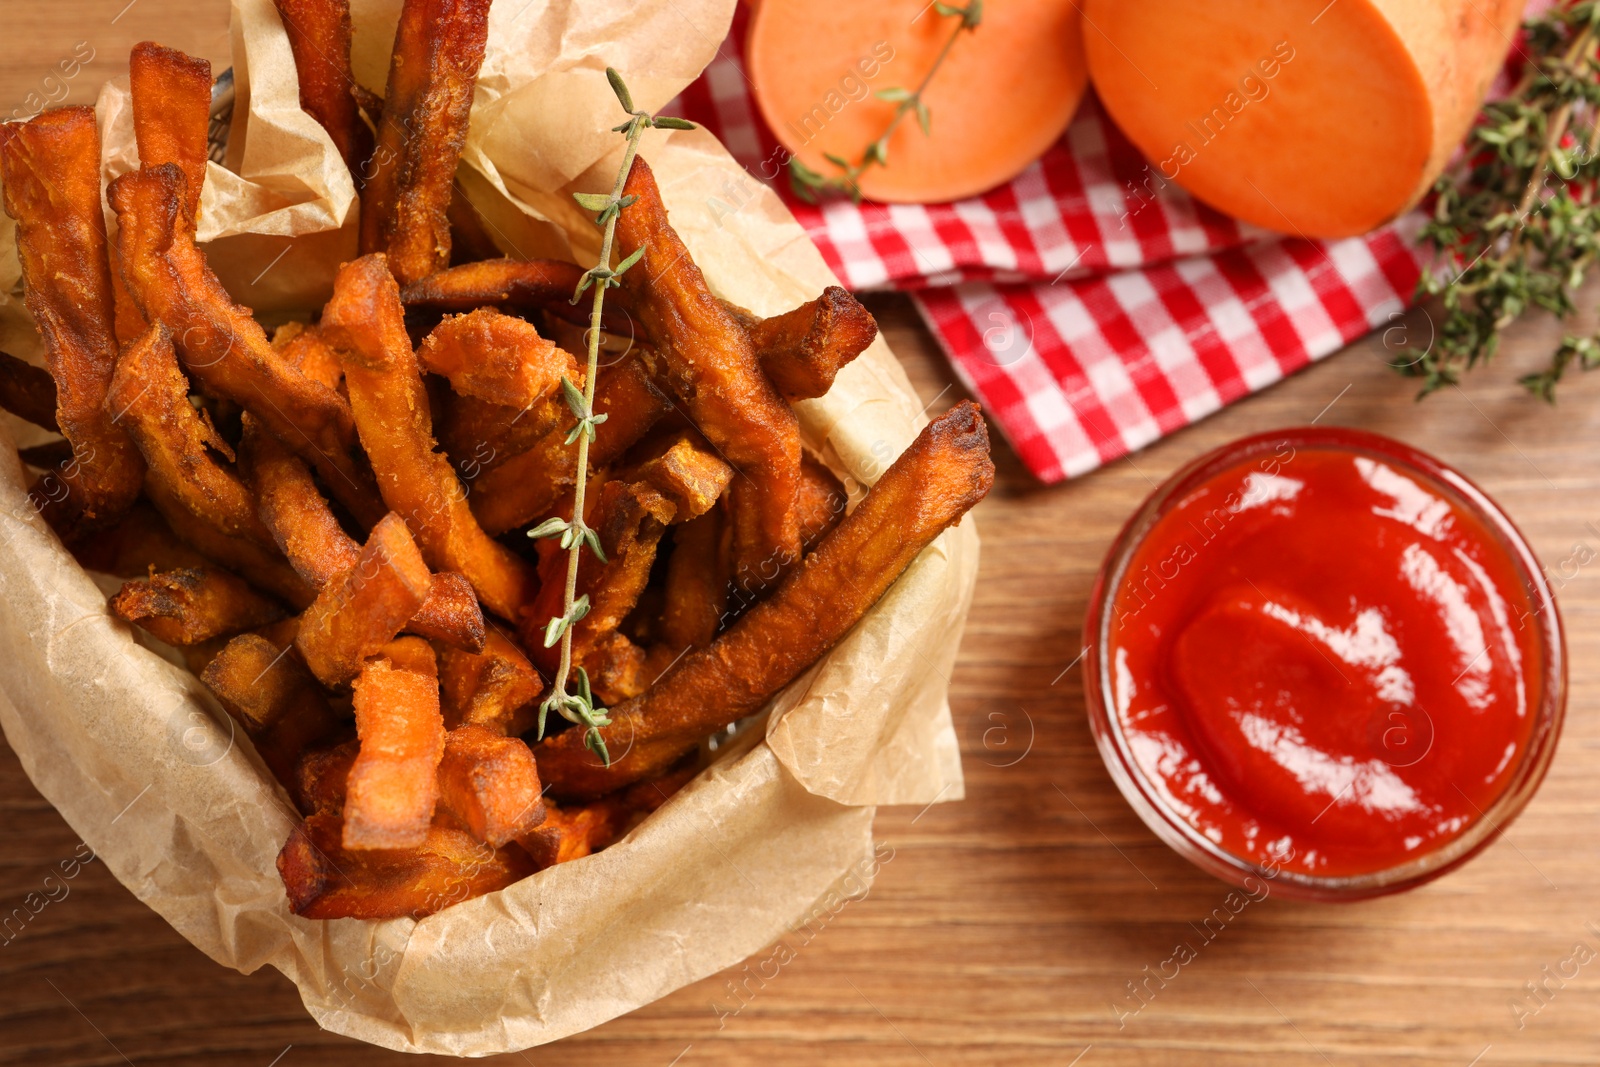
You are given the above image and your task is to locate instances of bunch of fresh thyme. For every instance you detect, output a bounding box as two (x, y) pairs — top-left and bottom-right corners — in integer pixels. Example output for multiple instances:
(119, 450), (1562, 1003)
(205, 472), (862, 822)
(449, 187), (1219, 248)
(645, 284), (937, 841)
(789, 1), (983, 203)
(527, 68), (694, 764)
(1416, 0), (1600, 399)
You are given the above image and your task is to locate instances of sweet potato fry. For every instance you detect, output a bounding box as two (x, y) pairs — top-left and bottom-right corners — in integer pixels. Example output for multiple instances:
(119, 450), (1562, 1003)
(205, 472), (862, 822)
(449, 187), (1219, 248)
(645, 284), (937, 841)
(660, 506), (729, 651)
(241, 416), (486, 651)
(446, 185), (501, 264)
(726, 286), (878, 402)
(515, 760), (697, 868)
(272, 0), (374, 180)
(615, 155), (802, 584)
(108, 164), (383, 527)
(436, 724), (545, 846)
(295, 512), (433, 687)
(278, 812), (532, 919)
(343, 638), (447, 850)
(107, 324), (273, 545)
(69, 502), (203, 576)
(418, 309), (566, 408)
(270, 321), (343, 391)
(320, 254), (535, 620)
(0, 108), (145, 533)
(143, 478), (319, 607)
(0, 350), (59, 432)
(469, 353), (672, 535)
(112, 565), (286, 646)
(202, 631), (340, 784)
(796, 454), (848, 550)
(359, 0), (492, 284)
(438, 630), (543, 735)
(538, 401), (995, 799)
(438, 386), (569, 481)
(399, 257), (594, 325)
(293, 738), (358, 816)
(17, 441), (75, 472)
(129, 42), (213, 225)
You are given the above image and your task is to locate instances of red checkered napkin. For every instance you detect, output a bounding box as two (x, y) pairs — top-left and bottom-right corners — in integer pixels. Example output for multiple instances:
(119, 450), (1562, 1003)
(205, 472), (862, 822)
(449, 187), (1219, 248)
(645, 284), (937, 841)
(670, 9), (1429, 482)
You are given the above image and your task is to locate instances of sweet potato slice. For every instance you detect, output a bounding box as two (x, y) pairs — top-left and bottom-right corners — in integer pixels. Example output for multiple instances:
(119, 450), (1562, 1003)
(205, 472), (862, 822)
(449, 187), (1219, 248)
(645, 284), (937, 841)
(515, 760), (697, 868)
(293, 738), (358, 816)
(202, 631), (340, 784)
(272, 0), (374, 180)
(538, 401), (995, 799)
(320, 254), (535, 620)
(417, 309), (566, 409)
(278, 812), (532, 919)
(0, 108), (145, 533)
(615, 156), (803, 584)
(112, 565), (285, 646)
(437, 630), (543, 735)
(295, 512), (433, 687)
(436, 724), (546, 847)
(342, 638), (447, 850)
(129, 42), (213, 225)
(241, 416), (486, 652)
(107, 164), (383, 527)
(70, 502), (204, 577)
(727, 286), (878, 402)
(0, 351), (59, 432)
(747, 0), (1086, 203)
(359, 0), (492, 284)
(1082, 0), (1522, 238)
(469, 353), (672, 535)
(439, 386), (570, 481)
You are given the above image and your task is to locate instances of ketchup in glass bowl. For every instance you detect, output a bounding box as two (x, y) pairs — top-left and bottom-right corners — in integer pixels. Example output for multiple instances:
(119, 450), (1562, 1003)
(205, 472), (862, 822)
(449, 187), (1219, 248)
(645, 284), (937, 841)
(1083, 428), (1566, 900)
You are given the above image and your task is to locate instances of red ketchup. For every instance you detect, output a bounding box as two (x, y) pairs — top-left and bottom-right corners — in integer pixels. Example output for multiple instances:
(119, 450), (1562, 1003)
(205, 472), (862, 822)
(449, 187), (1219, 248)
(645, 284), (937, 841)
(1105, 436), (1548, 878)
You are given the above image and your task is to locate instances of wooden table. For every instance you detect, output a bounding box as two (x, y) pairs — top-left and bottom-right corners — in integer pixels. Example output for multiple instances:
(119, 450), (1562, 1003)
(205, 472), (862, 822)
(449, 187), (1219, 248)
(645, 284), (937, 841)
(4, 6), (1600, 1065)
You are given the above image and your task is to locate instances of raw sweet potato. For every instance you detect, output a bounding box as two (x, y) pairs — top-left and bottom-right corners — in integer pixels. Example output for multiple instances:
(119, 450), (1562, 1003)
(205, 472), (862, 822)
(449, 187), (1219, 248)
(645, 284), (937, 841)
(747, 0), (1087, 203)
(1082, 0), (1523, 237)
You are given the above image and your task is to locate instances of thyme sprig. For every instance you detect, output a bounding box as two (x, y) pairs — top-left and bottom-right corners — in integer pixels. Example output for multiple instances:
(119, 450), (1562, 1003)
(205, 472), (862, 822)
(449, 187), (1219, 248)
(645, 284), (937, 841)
(1416, 0), (1600, 398)
(528, 67), (694, 763)
(788, 1), (983, 203)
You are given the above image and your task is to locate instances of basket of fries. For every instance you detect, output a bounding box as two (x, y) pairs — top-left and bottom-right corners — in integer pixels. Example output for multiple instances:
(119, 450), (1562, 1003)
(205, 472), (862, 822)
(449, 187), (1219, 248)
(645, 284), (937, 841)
(0, 0), (989, 1053)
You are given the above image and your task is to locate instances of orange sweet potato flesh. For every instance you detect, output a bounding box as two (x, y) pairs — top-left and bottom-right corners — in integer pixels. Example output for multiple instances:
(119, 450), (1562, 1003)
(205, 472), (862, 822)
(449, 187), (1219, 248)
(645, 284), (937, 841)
(202, 631), (340, 785)
(537, 401), (995, 799)
(437, 629), (543, 735)
(417, 309), (566, 408)
(0, 108), (145, 533)
(108, 165), (384, 527)
(616, 156), (803, 583)
(436, 724), (546, 847)
(359, 0), (492, 284)
(241, 416), (486, 651)
(128, 42), (212, 225)
(270, 322), (344, 391)
(728, 286), (878, 402)
(295, 512), (433, 687)
(343, 638), (447, 850)
(321, 254), (536, 620)
(660, 506), (729, 651)
(111, 565), (286, 646)
(278, 812), (532, 919)
(0, 351), (59, 432)
(747, 0), (1087, 203)
(272, 0), (374, 180)
(1082, 0), (1522, 238)
(469, 353), (672, 535)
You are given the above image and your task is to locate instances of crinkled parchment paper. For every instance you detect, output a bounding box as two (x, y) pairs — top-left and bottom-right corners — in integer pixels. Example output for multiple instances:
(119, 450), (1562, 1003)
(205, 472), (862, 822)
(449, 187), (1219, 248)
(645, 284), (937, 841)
(0, 0), (978, 1054)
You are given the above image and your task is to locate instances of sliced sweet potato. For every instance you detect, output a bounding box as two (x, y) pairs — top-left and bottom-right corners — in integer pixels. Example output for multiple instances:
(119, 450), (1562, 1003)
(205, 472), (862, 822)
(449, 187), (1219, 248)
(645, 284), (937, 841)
(1082, 0), (1522, 237)
(272, 0), (374, 179)
(0, 350), (59, 432)
(437, 630), (544, 735)
(417, 309), (566, 409)
(436, 724), (546, 847)
(727, 286), (878, 401)
(342, 638), (447, 850)
(202, 631), (340, 785)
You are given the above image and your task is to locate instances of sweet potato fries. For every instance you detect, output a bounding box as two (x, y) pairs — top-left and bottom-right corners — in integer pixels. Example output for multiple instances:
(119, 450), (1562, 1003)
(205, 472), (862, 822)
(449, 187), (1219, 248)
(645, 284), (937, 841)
(3, 15), (993, 923)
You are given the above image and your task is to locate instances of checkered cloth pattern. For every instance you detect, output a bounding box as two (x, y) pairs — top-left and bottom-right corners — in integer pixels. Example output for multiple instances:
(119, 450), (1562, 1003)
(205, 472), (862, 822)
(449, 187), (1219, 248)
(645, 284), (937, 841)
(670, 8), (1433, 482)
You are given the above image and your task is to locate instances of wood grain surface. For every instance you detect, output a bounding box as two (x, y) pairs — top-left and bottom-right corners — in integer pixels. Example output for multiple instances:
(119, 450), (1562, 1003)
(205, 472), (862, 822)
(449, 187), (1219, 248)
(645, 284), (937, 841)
(4, 5), (1600, 1065)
